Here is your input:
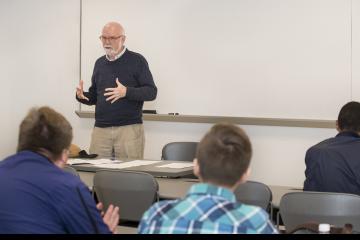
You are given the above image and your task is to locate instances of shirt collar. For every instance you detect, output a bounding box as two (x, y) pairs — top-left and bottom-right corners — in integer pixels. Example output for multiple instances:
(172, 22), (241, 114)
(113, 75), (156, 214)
(187, 183), (236, 202)
(106, 46), (127, 61)
(336, 131), (360, 138)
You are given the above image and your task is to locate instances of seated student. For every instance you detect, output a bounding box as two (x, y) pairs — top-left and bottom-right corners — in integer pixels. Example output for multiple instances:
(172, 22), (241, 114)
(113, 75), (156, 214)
(0, 107), (119, 234)
(138, 123), (278, 234)
(304, 101), (360, 194)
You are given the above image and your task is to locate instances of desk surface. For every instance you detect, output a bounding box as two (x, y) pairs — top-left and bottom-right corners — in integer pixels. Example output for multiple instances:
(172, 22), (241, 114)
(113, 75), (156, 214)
(77, 171), (302, 208)
(71, 159), (193, 178)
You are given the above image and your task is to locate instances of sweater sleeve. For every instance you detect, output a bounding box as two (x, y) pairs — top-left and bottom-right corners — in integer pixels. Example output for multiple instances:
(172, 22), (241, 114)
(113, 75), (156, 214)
(126, 57), (157, 101)
(75, 65), (98, 105)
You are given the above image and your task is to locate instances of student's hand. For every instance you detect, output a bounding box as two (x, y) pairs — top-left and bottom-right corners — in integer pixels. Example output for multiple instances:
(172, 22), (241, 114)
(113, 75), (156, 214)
(97, 203), (120, 234)
(104, 78), (127, 104)
(96, 202), (105, 217)
(76, 80), (89, 101)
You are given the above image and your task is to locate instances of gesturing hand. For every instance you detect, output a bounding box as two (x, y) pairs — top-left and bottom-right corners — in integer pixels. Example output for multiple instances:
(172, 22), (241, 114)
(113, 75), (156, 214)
(104, 78), (127, 104)
(76, 80), (89, 101)
(97, 202), (120, 234)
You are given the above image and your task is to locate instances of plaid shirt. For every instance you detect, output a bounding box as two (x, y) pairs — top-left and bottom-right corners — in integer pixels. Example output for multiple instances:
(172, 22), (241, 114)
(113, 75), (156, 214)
(138, 183), (278, 234)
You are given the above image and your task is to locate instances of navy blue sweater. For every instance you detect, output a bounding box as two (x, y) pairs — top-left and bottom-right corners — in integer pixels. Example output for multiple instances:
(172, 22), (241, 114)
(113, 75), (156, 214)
(77, 49), (157, 127)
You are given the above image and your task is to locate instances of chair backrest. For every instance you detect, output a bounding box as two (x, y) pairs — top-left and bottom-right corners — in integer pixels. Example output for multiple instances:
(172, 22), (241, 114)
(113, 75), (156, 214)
(93, 170), (159, 222)
(63, 165), (79, 177)
(234, 181), (272, 210)
(161, 142), (198, 161)
(279, 191), (360, 232)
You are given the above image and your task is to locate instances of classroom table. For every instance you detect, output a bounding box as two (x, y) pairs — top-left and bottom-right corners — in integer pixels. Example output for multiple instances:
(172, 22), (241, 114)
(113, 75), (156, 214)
(77, 170), (302, 208)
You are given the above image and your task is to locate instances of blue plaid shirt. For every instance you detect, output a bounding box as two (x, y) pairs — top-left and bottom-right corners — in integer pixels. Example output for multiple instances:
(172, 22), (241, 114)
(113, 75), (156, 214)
(138, 183), (278, 234)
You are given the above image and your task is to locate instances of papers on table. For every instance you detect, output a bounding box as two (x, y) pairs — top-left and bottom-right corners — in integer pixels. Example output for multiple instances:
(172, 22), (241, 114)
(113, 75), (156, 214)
(93, 160), (161, 169)
(67, 159), (90, 165)
(68, 158), (193, 170)
(68, 158), (122, 165)
(156, 162), (194, 169)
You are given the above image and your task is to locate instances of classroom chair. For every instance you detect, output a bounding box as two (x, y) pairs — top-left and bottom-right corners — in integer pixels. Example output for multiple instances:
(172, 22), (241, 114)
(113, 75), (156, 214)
(93, 170), (159, 223)
(234, 180), (273, 211)
(161, 142), (198, 161)
(278, 191), (360, 233)
(63, 165), (80, 177)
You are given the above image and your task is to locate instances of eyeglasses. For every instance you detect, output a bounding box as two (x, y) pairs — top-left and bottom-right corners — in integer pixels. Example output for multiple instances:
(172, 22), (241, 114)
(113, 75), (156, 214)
(99, 35), (123, 41)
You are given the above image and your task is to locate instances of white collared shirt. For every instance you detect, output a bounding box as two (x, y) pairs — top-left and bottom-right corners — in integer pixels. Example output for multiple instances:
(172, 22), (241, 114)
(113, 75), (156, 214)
(106, 46), (127, 61)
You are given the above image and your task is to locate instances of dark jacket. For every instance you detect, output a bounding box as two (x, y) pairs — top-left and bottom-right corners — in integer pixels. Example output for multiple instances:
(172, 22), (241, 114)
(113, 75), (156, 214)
(304, 131), (360, 194)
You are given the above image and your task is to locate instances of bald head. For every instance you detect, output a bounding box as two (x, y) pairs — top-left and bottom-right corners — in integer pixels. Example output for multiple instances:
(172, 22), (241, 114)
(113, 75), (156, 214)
(102, 22), (125, 36)
(100, 22), (126, 60)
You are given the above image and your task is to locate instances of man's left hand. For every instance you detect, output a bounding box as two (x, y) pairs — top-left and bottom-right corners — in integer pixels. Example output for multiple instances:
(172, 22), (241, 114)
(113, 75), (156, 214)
(104, 78), (127, 104)
(97, 202), (120, 234)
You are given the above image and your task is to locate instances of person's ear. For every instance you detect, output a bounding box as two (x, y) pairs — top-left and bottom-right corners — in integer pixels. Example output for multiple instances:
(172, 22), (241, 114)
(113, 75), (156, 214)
(239, 167), (251, 184)
(193, 158), (200, 178)
(54, 149), (69, 169)
(61, 149), (69, 165)
(336, 120), (341, 132)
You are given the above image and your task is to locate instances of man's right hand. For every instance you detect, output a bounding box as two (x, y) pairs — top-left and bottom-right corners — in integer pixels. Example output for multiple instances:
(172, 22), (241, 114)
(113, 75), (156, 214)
(76, 80), (89, 101)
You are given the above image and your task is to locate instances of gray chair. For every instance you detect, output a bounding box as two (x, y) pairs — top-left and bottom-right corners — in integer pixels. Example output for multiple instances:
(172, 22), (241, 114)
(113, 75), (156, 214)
(63, 165), (80, 177)
(162, 142), (198, 179)
(161, 142), (198, 161)
(93, 170), (159, 222)
(278, 191), (360, 232)
(234, 181), (272, 211)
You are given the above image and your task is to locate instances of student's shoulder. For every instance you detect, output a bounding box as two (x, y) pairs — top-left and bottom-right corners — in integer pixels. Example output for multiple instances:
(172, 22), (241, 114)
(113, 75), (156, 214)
(49, 169), (86, 193)
(232, 202), (269, 219)
(306, 137), (334, 154)
(144, 199), (179, 216)
(233, 204), (276, 231)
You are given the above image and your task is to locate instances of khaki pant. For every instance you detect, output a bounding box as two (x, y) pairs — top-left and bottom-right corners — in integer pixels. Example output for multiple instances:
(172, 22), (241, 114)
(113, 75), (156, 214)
(89, 124), (145, 159)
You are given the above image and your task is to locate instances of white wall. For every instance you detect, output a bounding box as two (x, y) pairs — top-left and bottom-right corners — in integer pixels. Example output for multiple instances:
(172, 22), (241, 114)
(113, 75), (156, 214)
(81, 0), (352, 119)
(0, 0), (94, 157)
(0, 0), (349, 188)
(143, 122), (336, 187)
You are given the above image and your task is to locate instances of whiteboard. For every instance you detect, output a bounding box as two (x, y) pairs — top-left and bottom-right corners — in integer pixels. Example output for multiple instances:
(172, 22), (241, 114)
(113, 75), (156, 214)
(81, 0), (352, 120)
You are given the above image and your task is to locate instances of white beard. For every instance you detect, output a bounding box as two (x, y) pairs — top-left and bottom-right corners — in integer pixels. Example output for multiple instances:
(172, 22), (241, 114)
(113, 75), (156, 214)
(104, 46), (117, 58)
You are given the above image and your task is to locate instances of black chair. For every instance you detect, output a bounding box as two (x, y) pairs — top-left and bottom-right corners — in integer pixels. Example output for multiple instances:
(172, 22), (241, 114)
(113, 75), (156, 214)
(278, 191), (360, 233)
(93, 170), (159, 223)
(161, 142), (198, 161)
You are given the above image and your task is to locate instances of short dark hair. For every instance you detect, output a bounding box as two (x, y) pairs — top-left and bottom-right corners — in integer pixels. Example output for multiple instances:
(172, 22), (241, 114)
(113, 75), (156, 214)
(17, 106), (73, 159)
(337, 101), (360, 132)
(196, 123), (252, 187)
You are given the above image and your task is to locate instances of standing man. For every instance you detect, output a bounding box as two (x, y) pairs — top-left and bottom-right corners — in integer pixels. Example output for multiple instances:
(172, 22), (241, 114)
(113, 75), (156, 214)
(304, 101), (360, 194)
(76, 22), (157, 159)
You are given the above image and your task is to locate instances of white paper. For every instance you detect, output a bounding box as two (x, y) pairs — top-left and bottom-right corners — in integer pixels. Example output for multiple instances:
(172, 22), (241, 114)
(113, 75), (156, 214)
(157, 163), (194, 169)
(68, 158), (122, 165)
(92, 160), (161, 169)
(84, 159), (122, 165)
(67, 159), (91, 165)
